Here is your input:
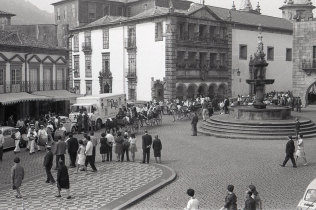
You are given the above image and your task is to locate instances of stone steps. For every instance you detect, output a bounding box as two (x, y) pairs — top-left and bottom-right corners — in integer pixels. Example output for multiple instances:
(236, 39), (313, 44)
(198, 115), (316, 140)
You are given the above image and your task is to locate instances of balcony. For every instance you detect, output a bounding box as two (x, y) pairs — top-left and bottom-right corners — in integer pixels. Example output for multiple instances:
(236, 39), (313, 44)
(82, 42), (92, 54)
(177, 32), (228, 47)
(125, 38), (136, 50)
(0, 80), (69, 94)
(126, 71), (137, 79)
(302, 59), (316, 76)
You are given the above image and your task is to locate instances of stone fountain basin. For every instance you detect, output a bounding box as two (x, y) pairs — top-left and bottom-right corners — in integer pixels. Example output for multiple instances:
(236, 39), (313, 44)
(230, 105), (291, 121)
(246, 79), (275, 85)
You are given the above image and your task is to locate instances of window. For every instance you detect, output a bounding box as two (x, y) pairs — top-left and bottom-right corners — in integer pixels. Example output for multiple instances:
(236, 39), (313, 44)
(84, 31), (91, 47)
(127, 7), (131, 17)
(74, 34), (79, 52)
(155, 22), (163, 41)
(86, 80), (92, 95)
(72, 4), (76, 18)
(103, 28), (109, 49)
(85, 55), (92, 77)
(103, 5), (110, 16)
(210, 53), (217, 67)
(74, 55), (80, 78)
(219, 53), (226, 67)
(128, 53), (136, 76)
(11, 66), (21, 85)
(0, 67), (4, 85)
(57, 8), (61, 20)
(286, 48), (292, 61)
(117, 6), (123, 16)
(74, 80), (80, 94)
(239, 45), (247, 60)
(88, 3), (97, 20)
(102, 53), (110, 72)
(267, 47), (274, 61)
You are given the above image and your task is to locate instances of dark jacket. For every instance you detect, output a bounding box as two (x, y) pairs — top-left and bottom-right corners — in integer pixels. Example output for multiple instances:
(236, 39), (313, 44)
(224, 192), (237, 210)
(43, 150), (54, 168)
(67, 137), (79, 154)
(286, 139), (295, 155)
(57, 165), (69, 189)
(152, 139), (162, 152)
(244, 197), (256, 210)
(191, 115), (199, 125)
(142, 134), (152, 150)
(55, 140), (67, 155)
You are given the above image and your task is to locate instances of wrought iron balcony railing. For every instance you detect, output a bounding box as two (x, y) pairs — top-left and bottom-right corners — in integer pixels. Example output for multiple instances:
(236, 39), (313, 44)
(125, 38), (136, 49)
(82, 42), (92, 53)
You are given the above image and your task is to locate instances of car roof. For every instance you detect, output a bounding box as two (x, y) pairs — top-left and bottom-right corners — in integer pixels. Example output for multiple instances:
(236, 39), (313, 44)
(307, 178), (316, 190)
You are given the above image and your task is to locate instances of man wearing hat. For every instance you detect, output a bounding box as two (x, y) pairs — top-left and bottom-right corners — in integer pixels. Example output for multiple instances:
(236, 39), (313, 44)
(43, 145), (55, 184)
(280, 136), (297, 168)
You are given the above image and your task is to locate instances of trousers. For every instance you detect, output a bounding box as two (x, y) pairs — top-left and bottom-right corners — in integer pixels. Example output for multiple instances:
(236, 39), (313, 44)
(282, 154), (297, 167)
(142, 148), (150, 163)
(107, 146), (112, 161)
(69, 152), (77, 167)
(85, 155), (97, 171)
(45, 166), (55, 183)
(121, 147), (130, 161)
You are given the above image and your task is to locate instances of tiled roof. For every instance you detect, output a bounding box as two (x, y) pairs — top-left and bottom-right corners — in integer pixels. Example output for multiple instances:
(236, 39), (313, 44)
(207, 5), (293, 31)
(0, 10), (16, 16)
(0, 30), (67, 51)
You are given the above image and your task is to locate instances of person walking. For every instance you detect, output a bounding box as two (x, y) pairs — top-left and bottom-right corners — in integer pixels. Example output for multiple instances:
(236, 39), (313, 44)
(11, 157), (24, 198)
(43, 145), (55, 184)
(295, 118), (300, 139)
(90, 132), (98, 163)
(54, 136), (67, 170)
(296, 97), (302, 112)
(85, 136), (97, 172)
(100, 133), (107, 162)
(280, 136), (297, 168)
(184, 188), (199, 210)
(129, 133), (137, 162)
(153, 135), (162, 163)
(121, 133), (130, 162)
(76, 140), (87, 173)
(191, 112), (199, 136)
(142, 130), (152, 164)
(13, 127), (21, 154)
(37, 125), (48, 151)
(296, 134), (308, 166)
(55, 160), (71, 199)
(248, 185), (262, 210)
(27, 125), (37, 155)
(244, 191), (256, 210)
(67, 133), (78, 168)
(221, 185), (237, 210)
(106, 131), (114, 161)
(115, 132), (124, 162)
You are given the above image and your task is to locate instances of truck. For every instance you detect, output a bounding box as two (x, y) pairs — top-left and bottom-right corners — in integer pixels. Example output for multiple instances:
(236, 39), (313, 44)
(69, 93), (126, 130)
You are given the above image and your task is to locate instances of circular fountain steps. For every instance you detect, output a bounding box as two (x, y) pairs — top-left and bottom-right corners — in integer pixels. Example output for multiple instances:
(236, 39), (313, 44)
(199, 114), (316, 140)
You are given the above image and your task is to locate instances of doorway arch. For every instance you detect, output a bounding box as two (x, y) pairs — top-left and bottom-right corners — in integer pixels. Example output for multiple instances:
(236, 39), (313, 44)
(176, 84), (187, 100)
(197, 83), (208, 97)
(306, 82), (316, 105)
(187, 84), (198, 99)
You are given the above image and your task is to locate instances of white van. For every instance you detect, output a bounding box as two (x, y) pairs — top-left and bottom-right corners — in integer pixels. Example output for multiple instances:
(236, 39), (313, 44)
(297, 178), (316, 210)
(69, 93), (126, 130)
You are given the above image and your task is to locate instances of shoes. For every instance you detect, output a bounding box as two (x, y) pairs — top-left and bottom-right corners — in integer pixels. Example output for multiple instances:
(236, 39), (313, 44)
(45, 180), (50, 183)
(67, 196), (72, 199)
(15, 195), (22, 199)
(80, 168), (86, 171)
(55, 195), (61, 198)
(279, 164), (285, 167)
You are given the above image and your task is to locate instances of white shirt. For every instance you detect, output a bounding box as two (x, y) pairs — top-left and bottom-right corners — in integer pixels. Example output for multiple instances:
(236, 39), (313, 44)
(106, 133), (114, 143)
(185, 197), (199, 210)
(297, 138), (304, 150)
(129, 137), (136, 144)
(85, 141), (93, 156)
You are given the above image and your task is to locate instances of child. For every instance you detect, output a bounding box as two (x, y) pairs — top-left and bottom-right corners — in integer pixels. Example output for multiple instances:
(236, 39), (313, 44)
(184, 188), (199, 210)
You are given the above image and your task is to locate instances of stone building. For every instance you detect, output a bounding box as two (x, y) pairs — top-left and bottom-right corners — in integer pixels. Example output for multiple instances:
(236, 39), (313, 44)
(0, 10), (15, 29)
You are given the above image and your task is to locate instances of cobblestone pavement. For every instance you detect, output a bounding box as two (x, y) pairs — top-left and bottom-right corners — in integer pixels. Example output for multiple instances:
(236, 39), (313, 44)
(131, 106), (316, 210)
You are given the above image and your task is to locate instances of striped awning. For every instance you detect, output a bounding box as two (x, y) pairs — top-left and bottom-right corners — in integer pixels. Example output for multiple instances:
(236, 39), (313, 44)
(31, 90), (82, 101)
(0, 92), (50, 105)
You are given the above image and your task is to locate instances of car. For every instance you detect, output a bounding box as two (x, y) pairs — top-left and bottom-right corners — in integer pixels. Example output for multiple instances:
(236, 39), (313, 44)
(58, 116), (77, 134)
(0, 126), (16, 150)
(297, 178), (316, 210)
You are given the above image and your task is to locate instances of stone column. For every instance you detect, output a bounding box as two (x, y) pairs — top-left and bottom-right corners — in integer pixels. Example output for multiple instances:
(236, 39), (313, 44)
(165, 17), (177, 100)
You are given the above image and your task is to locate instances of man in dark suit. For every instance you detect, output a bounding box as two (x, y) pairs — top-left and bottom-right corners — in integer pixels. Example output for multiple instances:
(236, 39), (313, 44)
(43, 145), (55, 184)
(280, 136), (297, 168)
(67, 133), (78, 168)
(222, 184), (237, 210)
(244, 191), (256, 210)
(191, 112), (199, 136)
(142, 130), (152, 164)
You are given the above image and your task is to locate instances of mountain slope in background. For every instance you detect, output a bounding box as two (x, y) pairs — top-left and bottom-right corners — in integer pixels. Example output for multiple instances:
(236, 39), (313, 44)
(1, 0), (54, 24)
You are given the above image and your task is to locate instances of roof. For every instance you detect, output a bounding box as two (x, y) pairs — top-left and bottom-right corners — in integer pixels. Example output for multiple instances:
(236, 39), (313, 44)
(0, 30), (67, 51)
(0, 10), (16, 17)
(32, 90), (82, 101)
(77, 93), (125, 100)
(52, 0), (138, 5)
(0, 92), (50, 105)
(207, 5), (293, 31)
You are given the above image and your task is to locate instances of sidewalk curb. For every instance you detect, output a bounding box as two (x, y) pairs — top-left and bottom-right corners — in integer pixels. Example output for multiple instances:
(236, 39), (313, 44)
(100, 163), (177, 210)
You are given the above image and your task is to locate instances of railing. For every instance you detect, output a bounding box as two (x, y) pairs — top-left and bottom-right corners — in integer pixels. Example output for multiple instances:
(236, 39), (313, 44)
(82, 42), (92, 53)
(126, 71), (137, 79)
(176, 61), (228, 71)
(0, 80), (69, 94)
(177, 32), (228, 45)
(176, 69), (230, 79)
(302, 59), (316, 70)
(125, 38), (136, 49)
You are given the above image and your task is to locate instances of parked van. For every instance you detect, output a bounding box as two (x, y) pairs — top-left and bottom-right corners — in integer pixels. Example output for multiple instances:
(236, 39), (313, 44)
(297, 178), (316, 210)
(69, 93), (126, 130)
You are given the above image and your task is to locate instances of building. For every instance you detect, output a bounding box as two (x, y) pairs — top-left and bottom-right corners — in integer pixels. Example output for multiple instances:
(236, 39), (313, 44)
(280, 0), (315, 21)
(0, 29), (77, 124)
(0, 10), (15, 29)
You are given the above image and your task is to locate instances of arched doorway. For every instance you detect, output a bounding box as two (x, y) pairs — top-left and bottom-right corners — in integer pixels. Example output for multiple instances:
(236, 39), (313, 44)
(208, 84), (217, 99)
(197, 83), (208, 97)
(104, 83), (110, 93)
(153, 82), (164, 102)
(187, 84), (197, 99)
(218, 83), (227, 100)
(307, 82), (316, 105)
(176, 84), (187, 100)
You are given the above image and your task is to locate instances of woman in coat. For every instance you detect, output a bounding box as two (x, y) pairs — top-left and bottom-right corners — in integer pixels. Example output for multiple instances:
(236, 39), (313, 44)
(56, 160), (71, 199)
(99, 133), (108, 162)
(11, 157), (24, 198)
(114, 132), (124, 162)
(152, 135), (162, 163)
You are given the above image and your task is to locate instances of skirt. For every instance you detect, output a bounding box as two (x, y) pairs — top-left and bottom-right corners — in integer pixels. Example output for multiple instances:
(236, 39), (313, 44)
(296, 149), (306, 158)
(130, 144), (137, 153)
(154, 150), (161, 157)
(100, 146), (107, 154)
(77, 154), (86, 165)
